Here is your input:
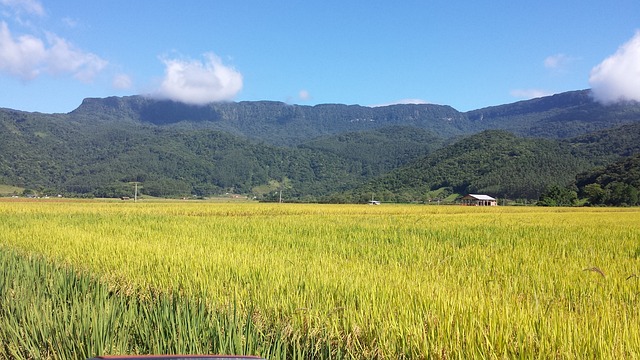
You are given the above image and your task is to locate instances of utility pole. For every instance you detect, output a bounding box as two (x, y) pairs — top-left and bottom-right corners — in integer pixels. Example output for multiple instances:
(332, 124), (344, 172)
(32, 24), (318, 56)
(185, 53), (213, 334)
(279, 189), (282, 203)
(134, 182), (138, 203)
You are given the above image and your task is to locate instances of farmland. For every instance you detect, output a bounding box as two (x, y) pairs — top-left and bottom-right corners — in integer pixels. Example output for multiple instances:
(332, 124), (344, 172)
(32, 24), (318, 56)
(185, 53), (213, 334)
(1, 201), (640, 359)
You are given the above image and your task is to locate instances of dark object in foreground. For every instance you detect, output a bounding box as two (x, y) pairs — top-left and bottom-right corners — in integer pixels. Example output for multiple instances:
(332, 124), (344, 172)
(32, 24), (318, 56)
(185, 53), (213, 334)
(87, 356), (266, 360)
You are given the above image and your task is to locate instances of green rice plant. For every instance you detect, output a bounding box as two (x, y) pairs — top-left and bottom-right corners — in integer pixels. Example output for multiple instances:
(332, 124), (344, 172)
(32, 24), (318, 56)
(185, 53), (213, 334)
(0, 248), (294, 359)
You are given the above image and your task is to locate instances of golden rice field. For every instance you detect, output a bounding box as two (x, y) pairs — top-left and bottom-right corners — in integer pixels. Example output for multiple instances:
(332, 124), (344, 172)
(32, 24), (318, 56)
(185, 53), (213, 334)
(1, 200), (640, 359)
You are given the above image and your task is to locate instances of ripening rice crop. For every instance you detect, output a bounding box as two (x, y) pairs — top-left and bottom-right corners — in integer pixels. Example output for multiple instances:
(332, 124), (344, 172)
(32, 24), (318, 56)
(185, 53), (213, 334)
(1, 201), (639, 359)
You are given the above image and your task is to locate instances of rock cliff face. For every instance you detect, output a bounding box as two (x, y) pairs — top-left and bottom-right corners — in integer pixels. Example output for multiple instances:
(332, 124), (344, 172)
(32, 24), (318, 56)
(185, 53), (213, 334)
(69, 96), (470, 145)
(68, 90), (640, 145)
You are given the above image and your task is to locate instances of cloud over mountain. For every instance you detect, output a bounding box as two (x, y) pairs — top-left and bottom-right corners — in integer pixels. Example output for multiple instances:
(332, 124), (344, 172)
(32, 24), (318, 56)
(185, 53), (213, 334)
(370, 98), (430, 107)
(510, 89), (551, 100)
(152, 53), (243, 105)
(112, 74), (132, 89)
(589, 31), (640, 104)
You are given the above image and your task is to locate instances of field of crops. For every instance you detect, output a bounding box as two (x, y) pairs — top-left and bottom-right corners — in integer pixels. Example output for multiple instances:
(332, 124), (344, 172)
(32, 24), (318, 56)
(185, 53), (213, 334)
(1, 200), (639, 359)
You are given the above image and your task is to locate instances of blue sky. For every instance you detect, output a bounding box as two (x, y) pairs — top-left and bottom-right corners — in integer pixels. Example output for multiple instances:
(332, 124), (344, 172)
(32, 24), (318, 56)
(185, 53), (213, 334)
(1, 0), (639, 113)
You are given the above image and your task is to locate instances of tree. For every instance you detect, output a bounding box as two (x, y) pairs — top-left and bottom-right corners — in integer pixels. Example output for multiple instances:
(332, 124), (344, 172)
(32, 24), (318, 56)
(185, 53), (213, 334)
(576, 155), (640, 206)
(606, 182), (638, 206)
(538, 185), (577, 206)
(583, 183), (607, 205)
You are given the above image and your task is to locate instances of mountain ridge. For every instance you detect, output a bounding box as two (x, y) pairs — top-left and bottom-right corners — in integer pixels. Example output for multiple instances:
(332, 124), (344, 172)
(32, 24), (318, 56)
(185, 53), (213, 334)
(2, 89), (640, 201)
(63, 89), (640, 145)
(69, 95), (469, 145)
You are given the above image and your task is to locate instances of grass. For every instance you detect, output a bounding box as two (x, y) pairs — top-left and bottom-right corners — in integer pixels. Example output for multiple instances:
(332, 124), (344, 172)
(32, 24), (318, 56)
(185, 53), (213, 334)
(0, 184), (23, 196)
(1, 202), (639, 358)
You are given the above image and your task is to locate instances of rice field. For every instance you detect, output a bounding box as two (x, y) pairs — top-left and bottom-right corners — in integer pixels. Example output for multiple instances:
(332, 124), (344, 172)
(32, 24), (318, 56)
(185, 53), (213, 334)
(1, 200), (639, 359)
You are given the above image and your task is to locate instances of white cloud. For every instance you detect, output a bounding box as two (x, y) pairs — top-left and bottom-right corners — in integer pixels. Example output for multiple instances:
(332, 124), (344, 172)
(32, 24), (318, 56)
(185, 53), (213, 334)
(113, 73), (132, 89)
(0, 21), (45, 79)
(544, 53), (573, 70)
(45, 33), (107, 81)
(62, 17), (78, 28)
(589, 31), (640, 104)
(1, 0), (44, 17)
(153, 53), (243, 105)
(510, 89), (551, 100)
(298, 89), (310, 101)
(0, 21), (107, 81)
(370, 98), (430, 107)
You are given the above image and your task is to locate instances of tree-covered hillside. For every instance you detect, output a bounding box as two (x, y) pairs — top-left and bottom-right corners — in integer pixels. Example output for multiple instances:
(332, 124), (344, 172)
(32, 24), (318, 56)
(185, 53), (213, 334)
(0, 110), (448, 199)
(575, 154), (640, 206)
(344, 131), (592, 202)
(68, 90), (640, 146)
(339, 121), (640, 203)
(70, 97), (469, 146)
(0, 110), (362, 198)
(466, 90), (640, 138)
(299, 126), (443, 176)
(2, 90), (640, 201)
(569, 122), (640, 165)
(0, 109), (84, 188)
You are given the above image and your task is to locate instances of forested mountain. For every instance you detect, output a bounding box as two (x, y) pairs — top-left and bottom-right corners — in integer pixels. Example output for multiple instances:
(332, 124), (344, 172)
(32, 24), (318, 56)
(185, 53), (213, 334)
(299, 126), (443, 176)
(0, 109), (448, 199)
(1, 90), (640, 201)
(70, 96), (468, 146)
(342, 123), (640, 203)
(344, 131), (590, 202)
(466, 90), (640, 138)
(0, 110), (370, 199)
(568, 122), (640, 164)
(69, 89), (640, 145)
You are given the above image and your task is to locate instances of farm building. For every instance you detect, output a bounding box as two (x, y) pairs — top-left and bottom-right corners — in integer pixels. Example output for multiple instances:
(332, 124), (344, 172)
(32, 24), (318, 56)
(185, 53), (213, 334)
(461, 194), (497, 206)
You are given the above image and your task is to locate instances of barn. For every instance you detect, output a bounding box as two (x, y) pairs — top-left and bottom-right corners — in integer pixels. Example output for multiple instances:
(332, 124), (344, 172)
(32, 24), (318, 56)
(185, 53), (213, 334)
(461, 194), (497, 206)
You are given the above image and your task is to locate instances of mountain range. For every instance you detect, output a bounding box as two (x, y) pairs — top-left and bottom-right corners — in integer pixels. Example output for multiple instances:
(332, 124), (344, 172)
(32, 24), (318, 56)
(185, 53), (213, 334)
(1, 89), (640, 202)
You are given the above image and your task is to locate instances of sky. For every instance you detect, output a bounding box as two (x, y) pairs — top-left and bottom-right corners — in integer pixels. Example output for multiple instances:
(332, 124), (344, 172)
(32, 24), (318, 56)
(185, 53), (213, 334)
(1, 0), (639, 114)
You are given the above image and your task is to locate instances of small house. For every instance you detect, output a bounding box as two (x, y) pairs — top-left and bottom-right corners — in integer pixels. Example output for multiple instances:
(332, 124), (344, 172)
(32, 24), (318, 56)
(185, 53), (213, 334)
(461, 194), (497, 206)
